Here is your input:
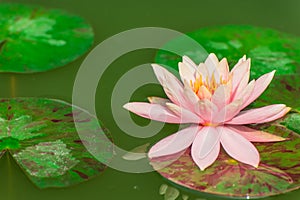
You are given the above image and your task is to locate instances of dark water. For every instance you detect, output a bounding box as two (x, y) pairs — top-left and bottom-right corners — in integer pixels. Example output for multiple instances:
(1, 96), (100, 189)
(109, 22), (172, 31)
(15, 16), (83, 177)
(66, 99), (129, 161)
(0, 0), (300, 199)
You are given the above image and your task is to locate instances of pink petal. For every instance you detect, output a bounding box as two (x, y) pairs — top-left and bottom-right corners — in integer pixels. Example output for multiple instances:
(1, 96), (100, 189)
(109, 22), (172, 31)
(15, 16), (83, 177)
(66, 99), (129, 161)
(258, 107), (291, 123)
(197, 85), (212, 99)
(191, 127), (221, 170)
(227, 125), (287, 142)
(183, 83), (202, 114)
(183, 82), (199, 104)
(231, 71), (250, 101)
(183, 55), (198, 68)
(148, 125), (199, 158)
(196, 99), (218, 122)
(241, 70), (275, 109)
(179, 62), (196, 84)
(148, 97), (170, 105)
(152, 64), (186, 107)
(211, 84), (231, 110)
(197, 63), (209, 78)
(217, 58), (229, 81)
(204, 53), (219, 78)
(226, 104), (287, 125)
(212, 99), (243, 124)
(218, 126), (260, 167)
(124, 102), (181, 124)
(233, 80), (255, 103)
(166, 103), (203, 124)
(230, 58), (250, 94)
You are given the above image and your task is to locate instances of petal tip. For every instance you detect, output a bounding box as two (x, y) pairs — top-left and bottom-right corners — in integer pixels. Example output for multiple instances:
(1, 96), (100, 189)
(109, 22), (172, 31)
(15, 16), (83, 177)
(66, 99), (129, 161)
(123, 103), (130, 110)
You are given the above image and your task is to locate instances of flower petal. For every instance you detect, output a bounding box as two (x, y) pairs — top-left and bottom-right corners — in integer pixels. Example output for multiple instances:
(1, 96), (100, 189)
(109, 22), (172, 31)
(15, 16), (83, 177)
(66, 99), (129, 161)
(183, 82), (199, 104)
(166, 103), (204, 124)
(231, 71), (250, 101)
(191, 127), (221, 170)
(219, 126), (260, 168)
(196, 99), (218, 122)
(226, 104), (287, 125)
(183, 82), (202, 114)
(179, 62), (196, 84)
(148, 125), (199, 158)
(233, 80), (255, 103)
(204, 53), (219, 78)
(259, 107), (291, 123)
(197, 85), (212, 99)
(213, 99), (243, 124)
(230, 58), (250, 94)
(197, 63), (209, 78)
(152, 64), (186, 107)
(212, 83), (231, 110)
(227, 125), (287, 142)
(148, 97), (170, 105)
(217, 58), (229, 81)
(183, 55), (198, 68)
(124, 102), (181, 123)
(242, 70), (275, 109)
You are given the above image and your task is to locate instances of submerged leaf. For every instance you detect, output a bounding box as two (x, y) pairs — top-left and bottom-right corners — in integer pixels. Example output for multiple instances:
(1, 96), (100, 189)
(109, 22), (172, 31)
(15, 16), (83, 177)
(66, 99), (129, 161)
(164, 186), (180, 200)
(159, 184), (169, 195)
(0, 3), (94, 73)
(0, 98), (113, 188)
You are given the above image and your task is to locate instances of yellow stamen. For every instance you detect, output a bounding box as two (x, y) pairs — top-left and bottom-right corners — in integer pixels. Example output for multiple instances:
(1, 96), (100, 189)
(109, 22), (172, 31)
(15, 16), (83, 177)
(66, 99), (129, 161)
(203, 122), (218, 127)
(190, 69), (233, 100)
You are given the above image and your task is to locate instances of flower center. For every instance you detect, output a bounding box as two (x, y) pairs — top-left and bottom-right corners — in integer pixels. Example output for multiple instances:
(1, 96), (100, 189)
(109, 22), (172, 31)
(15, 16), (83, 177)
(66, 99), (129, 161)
(203, 122), (218, 127)
(190, 73), (231, 99)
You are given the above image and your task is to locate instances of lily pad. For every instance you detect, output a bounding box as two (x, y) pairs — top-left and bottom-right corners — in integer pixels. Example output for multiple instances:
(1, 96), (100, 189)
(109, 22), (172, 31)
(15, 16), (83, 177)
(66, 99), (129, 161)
(0, 3), (94, 73)
(155, 25), (300, 78)
(151, 120), (300, 198)
(0, 98), (112, 188)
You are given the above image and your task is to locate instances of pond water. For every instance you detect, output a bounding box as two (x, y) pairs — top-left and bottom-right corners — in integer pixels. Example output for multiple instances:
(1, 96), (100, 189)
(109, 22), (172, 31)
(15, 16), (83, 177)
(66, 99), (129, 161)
(1, 0), (300, 199)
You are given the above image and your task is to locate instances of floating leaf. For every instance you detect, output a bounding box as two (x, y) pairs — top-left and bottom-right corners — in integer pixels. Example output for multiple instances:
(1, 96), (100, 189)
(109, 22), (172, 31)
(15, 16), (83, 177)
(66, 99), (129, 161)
(0, 3), (94, 73)
(155, 25), (300, 78)
(281, 113), (300, 134)
(0, 98), (112, 188)
(151, 119), (300, 198)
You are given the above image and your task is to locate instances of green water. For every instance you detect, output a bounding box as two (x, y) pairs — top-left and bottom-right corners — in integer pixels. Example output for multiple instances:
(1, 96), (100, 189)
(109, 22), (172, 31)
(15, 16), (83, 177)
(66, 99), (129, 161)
(0, 0), (300, 199)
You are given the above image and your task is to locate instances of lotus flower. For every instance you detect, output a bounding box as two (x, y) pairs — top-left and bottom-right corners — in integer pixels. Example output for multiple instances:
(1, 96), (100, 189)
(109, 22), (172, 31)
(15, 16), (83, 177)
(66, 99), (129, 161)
(123, 53), (290, 170)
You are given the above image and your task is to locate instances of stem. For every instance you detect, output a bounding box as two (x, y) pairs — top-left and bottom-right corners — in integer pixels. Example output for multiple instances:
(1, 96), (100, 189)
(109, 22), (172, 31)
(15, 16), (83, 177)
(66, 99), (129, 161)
(10, 76), (16, 98)
(6, 152), (13, 199)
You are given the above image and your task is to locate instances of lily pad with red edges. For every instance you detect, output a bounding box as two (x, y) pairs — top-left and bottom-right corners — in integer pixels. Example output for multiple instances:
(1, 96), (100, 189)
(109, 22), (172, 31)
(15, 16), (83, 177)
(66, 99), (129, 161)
(155, 25), (300, 78)
(0, 3), (94, 73)
(0, 98), (113, 188)
(151, 120), (300, 198)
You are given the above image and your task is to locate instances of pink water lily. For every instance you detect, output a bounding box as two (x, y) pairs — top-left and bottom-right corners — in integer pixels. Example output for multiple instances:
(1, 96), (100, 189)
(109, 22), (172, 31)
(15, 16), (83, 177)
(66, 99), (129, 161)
(123, 53), (290, 170)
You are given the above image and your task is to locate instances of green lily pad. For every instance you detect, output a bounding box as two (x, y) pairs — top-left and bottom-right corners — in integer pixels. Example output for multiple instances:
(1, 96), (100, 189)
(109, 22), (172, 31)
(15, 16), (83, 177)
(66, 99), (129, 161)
(281, 113), (300, 134)
(0, 3), (94, 73)
(151, 120), (300, 198)
(155, 25), (300, 78)
(0, 98), (112, 188)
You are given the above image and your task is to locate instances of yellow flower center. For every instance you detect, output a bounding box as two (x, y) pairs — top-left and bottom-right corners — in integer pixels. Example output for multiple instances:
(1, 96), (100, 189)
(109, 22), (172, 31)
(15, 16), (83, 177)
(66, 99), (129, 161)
(203, 122), (218, 127)
(190, 73), (232, 99)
